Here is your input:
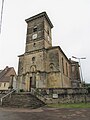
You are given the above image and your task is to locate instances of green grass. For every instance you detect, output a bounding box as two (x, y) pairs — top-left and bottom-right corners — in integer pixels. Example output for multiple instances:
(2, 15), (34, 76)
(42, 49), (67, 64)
(47, 103), (90, 108)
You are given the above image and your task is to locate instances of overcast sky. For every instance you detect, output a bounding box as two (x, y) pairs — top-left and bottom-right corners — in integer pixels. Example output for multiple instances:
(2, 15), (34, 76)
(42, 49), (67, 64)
(0, 0), (90, 83)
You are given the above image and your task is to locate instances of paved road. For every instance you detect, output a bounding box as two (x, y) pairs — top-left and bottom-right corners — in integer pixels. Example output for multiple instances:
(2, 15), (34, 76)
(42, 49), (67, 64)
(0, 107), (90, 120)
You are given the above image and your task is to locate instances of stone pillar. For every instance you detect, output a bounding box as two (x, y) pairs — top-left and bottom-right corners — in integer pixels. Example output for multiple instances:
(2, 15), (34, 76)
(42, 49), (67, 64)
(36, 72), (40, 88)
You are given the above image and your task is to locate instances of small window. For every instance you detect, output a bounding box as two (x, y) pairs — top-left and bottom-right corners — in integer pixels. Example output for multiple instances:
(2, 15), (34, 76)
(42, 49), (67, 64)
(50, 63), (54, 71)
(50, 66), (53, 70)
(0, 83), (2, 87)
(32, 57), (35, 62)
(33, 26), (37, 32)
(4, 83), (6, 87)
(33, 43), (36, 47)
(47, 29), (49, 35)
(30, 65), (36, 72)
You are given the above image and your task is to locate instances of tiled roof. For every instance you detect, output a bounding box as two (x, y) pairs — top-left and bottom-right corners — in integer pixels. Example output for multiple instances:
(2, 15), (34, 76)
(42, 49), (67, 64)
(0, 76), (10, 82)
(25, 12), (53, 28)
(0, 66), (16, 82)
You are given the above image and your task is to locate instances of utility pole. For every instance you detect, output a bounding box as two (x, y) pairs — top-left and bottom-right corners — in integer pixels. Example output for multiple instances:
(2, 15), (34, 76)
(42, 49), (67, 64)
(0, 0), (4, 34)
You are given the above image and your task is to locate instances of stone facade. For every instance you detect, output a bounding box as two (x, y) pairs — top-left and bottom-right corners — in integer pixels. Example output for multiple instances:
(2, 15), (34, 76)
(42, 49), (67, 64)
(17, 12), (81, 92)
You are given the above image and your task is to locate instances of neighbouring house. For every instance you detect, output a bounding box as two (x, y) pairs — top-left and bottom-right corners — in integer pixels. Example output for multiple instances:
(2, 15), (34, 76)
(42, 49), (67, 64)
(0, 66), (17, 92)
(70, 59), (81, 88)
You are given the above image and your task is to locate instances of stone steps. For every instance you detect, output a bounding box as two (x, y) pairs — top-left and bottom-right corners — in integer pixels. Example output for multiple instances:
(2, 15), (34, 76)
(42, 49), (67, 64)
(0, 93), (45, 108)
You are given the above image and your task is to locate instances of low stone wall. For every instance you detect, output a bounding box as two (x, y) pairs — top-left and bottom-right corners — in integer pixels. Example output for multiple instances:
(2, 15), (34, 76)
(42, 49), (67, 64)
(36, 88), (90, 104)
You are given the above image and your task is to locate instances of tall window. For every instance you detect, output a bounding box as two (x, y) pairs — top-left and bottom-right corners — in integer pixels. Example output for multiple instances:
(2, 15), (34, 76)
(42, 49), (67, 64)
(62, 58), (64, 74)
(4, 83), (6, 87)
(0, 83), (2, 87)
(66, 62), (68, 76)
(47, 29), (49, 35)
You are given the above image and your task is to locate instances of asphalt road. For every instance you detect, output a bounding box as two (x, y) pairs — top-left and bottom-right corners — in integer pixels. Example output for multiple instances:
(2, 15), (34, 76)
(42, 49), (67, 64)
(0, 107), (90, 120)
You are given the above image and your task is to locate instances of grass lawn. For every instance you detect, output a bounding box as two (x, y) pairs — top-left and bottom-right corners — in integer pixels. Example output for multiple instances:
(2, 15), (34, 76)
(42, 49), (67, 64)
(47, 103), (90, 108)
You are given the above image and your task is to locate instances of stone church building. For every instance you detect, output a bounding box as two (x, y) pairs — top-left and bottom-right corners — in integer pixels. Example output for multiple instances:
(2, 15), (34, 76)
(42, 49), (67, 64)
(17, 12), (81, 92)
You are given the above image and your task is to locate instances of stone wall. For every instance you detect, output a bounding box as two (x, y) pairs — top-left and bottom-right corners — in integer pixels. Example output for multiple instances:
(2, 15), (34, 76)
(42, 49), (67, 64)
(0, 93), (45, 108)
(35, 88), (90, 104)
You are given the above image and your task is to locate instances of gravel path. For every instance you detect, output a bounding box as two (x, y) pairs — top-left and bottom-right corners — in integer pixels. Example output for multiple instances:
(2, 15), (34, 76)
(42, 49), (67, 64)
(0, 107), (90, 120)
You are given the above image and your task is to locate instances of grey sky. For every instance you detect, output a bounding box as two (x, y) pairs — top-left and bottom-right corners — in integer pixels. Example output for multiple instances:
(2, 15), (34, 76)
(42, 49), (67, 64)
(0, 0), (90, 83)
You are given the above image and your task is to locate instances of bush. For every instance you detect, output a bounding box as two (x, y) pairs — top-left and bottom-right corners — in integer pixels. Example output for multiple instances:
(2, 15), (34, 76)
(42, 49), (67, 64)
(87, 87), (90, 93)
(20, 89), (24, 92)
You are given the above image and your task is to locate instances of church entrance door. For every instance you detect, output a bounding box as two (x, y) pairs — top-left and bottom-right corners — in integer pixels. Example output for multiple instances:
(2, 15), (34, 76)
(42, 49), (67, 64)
(29, 75), (36, 91)
(29, 77), (32, 91)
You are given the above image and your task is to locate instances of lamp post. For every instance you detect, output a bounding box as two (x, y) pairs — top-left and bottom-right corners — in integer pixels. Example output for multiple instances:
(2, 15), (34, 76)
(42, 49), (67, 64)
(72, 56), (86, 87)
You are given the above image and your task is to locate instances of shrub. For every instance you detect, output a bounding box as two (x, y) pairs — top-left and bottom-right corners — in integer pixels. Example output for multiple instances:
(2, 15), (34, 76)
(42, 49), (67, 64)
(87, 87), (90, 93)
(20, 89), (24, 92)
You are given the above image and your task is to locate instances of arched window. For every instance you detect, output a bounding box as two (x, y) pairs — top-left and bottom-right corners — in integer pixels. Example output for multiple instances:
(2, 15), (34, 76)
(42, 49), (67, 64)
(49, 63), (54, 71)
(30, 65), (36, 72)
(32, 57), (35, 62)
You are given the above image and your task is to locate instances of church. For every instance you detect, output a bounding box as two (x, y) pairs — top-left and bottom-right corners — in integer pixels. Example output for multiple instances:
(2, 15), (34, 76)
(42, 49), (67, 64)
(17, 12), (81, 92)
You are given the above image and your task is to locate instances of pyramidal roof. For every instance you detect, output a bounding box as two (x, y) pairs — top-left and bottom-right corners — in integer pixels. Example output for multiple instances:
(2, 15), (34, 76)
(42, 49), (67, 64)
(25, 12), (53, 28)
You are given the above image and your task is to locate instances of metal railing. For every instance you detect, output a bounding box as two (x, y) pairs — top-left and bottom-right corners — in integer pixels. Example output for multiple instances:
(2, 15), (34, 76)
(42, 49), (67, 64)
(0, 89), (16, 105)
(30, 88), (47, 102)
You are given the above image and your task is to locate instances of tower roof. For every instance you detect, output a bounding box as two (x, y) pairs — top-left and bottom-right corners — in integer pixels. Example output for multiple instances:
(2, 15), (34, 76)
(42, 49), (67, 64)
(25, 12), (53, 28)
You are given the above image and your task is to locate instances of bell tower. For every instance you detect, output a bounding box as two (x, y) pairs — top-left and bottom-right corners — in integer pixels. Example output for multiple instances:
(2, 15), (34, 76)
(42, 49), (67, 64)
(25, 12), (53, 53)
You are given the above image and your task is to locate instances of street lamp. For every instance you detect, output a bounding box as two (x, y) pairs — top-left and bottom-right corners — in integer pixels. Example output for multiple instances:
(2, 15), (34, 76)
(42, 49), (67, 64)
(72, 56), (86, 86)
